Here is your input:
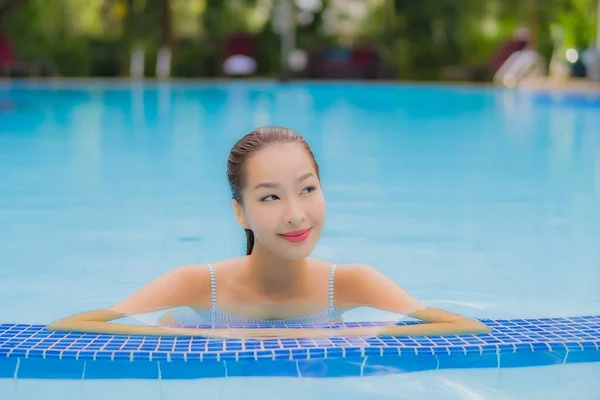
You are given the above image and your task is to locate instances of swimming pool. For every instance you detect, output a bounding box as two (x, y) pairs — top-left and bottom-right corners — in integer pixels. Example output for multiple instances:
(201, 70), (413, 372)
(0, 80), (599, 398)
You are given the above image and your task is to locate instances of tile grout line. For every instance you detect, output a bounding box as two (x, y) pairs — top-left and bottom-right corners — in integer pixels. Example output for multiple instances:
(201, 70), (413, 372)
(496, 349), (501, 368)
(13, 358), (20, 379)
(360, 356), (368, 378)
(81, 361), (87, 380)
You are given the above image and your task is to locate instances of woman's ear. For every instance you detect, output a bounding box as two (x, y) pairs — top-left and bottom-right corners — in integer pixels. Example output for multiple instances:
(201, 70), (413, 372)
(232, 199), (249, 229)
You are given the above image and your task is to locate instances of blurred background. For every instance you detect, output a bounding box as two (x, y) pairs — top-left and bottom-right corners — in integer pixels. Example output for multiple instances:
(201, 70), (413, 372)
(1, 0), (599, 86)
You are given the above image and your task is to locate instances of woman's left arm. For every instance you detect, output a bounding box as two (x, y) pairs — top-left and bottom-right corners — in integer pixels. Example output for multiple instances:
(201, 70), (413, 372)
(333, 263), (491, 337)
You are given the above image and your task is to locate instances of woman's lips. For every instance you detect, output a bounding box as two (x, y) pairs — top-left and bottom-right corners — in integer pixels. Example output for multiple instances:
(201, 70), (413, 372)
(278, 228), (311, 243)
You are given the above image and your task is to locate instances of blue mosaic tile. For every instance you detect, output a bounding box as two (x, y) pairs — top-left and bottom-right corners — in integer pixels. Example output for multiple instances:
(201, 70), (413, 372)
(255, 350), (275, 359)
(0, 357), (17, 378)
(202, 353), (219, 361)
(218, 352), (237, 361)
(160, 360), (226, 379)
(382, 347), (399, 356)
(17, 358), (84, 379)
(567, 349), (600, 365)
(436, 352), (498, 370)
(297, 357), (362, 378)
(273, 350), (292, 360)
(226, 359), (298, 377)
(363, 354), (438, 375)
(84, 360), (159, 379)
(499, 348), (566, 368)
(0, 316), (598, 379)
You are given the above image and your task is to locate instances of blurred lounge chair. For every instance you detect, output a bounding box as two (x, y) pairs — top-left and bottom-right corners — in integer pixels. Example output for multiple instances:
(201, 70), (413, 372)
(442, 28), (531, 82)
(306, 44), (394, 80)
(222, 33), (258, 76)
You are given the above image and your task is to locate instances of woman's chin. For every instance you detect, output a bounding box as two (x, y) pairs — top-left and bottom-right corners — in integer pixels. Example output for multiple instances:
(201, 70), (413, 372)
(279, 243), (317, 261)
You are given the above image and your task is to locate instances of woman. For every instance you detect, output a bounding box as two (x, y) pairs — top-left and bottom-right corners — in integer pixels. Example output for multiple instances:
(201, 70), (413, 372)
(48, 126), (489, 338)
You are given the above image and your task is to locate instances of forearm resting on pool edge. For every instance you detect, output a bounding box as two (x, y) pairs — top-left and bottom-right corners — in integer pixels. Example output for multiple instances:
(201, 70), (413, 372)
(373, 318), (490, 337)
(46, 309), (198, 337)
(46, 309), (490, 338)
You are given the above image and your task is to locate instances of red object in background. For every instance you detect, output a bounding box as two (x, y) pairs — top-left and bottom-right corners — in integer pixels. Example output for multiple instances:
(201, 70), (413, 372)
(488, 38), (529, 74)
(0, 35), (16, 68)
(223, 33), (257, 59)
(351, 46), (379, 67)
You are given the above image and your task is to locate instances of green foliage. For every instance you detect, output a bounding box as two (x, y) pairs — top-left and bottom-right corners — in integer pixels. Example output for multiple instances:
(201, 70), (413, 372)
(171, 38), (206, 77)
(2, 0), (597, 79)
(88, 38), (121, 76)
(255, 24), (281, 76)
(376, 0), (492, 79)
(4, 0), (91, 75)
(553, 0), (597, 48)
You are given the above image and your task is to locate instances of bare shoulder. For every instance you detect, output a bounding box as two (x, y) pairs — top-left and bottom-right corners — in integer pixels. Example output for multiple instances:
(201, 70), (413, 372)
(328, 263), (376, 309)
(108, 262), (217, 315)
(331, 262), (413, 311)
(178, 257), (246, 286)
(172, 264), (211, 284)
(151, 259), (239, 305)
(177, 257), (243, 276)
(172, 258), (239, 291)
(333, 262), (377, 281)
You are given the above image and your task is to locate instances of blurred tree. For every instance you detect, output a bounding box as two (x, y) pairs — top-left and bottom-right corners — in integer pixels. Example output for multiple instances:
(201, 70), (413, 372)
(158, 0), (173, 49)
(1, 0), (595, 79)
(0, 0), (30, 27)
(553, 0), (597, 49)
(357, 0), (594, 80)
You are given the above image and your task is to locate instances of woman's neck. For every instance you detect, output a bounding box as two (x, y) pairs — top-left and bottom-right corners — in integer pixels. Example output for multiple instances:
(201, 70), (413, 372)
(242, 243), (310, 296)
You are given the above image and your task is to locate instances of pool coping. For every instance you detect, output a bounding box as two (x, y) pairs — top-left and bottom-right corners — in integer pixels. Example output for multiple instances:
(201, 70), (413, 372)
(1, 316), (598, 379)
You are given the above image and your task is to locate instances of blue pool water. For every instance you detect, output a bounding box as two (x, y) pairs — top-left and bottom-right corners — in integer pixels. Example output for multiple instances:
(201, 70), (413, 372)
(0, 81), (599, 398)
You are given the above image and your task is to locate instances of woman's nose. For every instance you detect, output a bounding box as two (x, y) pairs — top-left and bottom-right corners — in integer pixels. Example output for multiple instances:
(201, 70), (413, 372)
(284, 200), (305, 225)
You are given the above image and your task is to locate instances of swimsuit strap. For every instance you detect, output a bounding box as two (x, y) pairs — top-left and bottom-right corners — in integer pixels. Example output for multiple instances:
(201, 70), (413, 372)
(328, 264), (337, 309)
(206, 263), (218, 310)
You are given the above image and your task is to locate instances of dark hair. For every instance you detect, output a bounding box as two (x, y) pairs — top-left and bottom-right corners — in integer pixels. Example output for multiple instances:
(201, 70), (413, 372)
(226, 126), (320, 255)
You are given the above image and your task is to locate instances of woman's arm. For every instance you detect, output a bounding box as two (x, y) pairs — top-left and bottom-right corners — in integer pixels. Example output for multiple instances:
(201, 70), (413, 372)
(46, 265), (215, 337)
(46, 263), (488, 340)
(333, 263), (490, 336)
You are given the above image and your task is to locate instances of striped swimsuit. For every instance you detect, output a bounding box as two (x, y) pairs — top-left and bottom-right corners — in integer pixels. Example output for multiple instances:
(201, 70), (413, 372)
(169, 263), (344, 326)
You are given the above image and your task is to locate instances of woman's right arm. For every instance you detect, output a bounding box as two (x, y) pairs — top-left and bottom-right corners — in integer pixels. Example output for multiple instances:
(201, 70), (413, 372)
(46, 265), (212, 337)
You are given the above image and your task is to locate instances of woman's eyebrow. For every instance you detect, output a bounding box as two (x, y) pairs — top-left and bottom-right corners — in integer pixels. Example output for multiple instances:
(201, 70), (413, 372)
(253, 172), (315, 190)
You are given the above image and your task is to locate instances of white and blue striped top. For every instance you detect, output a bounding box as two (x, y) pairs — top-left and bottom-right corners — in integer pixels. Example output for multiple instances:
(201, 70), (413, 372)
(168, 263), (344, 326)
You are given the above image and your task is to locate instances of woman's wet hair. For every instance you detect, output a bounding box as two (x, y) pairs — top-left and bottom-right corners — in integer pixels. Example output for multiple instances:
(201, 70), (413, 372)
(226, 126), (320, 255)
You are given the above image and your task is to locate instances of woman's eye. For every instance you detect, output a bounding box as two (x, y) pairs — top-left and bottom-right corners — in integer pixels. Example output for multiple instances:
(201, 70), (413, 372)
(261, 194), (279, 202)
(302, 186), (316, 194)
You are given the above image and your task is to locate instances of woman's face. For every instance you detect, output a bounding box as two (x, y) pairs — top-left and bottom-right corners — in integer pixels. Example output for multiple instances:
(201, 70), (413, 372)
(235, 142), (326, 260)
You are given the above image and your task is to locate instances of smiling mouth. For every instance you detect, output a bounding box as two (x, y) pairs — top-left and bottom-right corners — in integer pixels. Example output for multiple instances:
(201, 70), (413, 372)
(278, 228), (312, 243)
(280, 229), (310, 237)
